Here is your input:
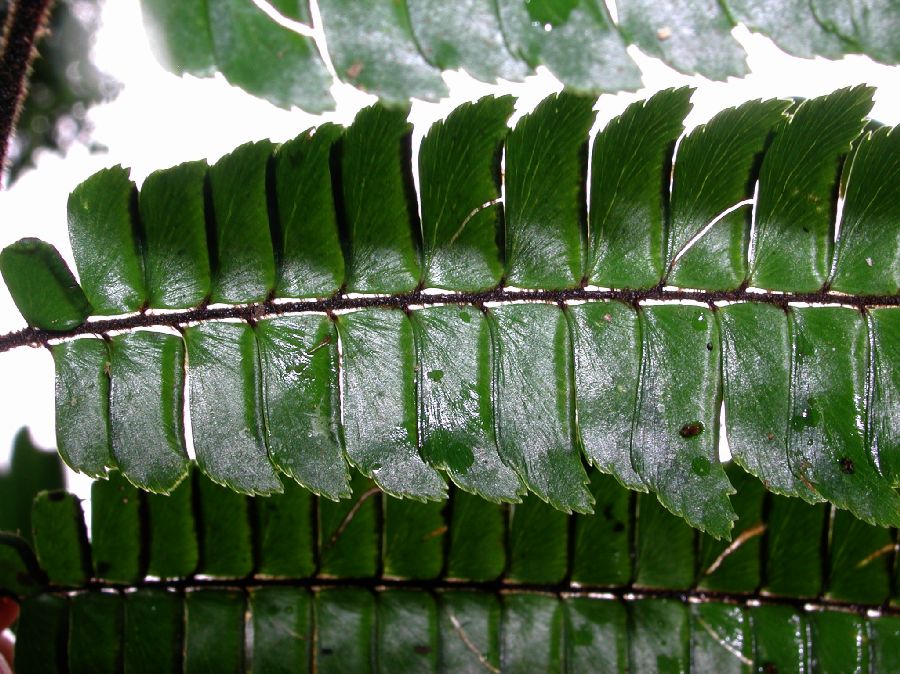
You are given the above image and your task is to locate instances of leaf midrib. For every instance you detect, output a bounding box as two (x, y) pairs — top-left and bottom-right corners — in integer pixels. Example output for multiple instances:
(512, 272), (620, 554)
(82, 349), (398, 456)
(2, 284), (897, 354)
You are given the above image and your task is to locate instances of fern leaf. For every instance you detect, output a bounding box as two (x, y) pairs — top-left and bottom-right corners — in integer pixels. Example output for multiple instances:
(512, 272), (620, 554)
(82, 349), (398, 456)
(2, 89), (899, 535)
(5, 464), (900, 671)
(136, 0), (900, 110)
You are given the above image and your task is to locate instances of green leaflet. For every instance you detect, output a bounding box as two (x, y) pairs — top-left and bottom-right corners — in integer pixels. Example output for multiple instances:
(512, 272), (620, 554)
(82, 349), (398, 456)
(52, 338), (113, 478)
(377, 591), (440, 672)
(489, 303), (592, 513)
(91, 471), (142, 583)
(618, 0), (746, 79)
(184, 321), (282, 495)
(634, 492), (695, 589)
(108, 330), (190, 493)
(14, 594), (68, 672)
(571, 472), (632, 586)
(406, 0), (530, 83)
(31, 491), (89, 587)
(869, 309), (900, 484)
(666, 99), (789, 289)
(140, 0), (332, 111)
(207, 0), (332, 112)
(750, 86), (873, 291)
(445, 490), (506, 582)
(0, 238), (91, 330)
(255, 480), (316, 578)
(788, 307), (900, 527)
(139, 0), (216, 75)
(0, 428), (64, 545)
(632, 306), (736, 538)
(504, 92), (594, 288)
(336, 308), (446, 500)
(629, 599), (691, 672)
(67, 165), (145, 313)
(318, 472), (379, 578)
(248, 587), (313, 673)
(589, 87), (692, 288)
(68, 592), (123, 673)
(382, 497), (445, 580)
(830, 126), (900, 294)
(273, 125), (345, 298)
(565, 596), (628, 671)
(811, 0), (900, 63)
(419, 97), (512, 290)
(690, 602), (753, 674)
(764, 493), (826, 597)
(208, 140), (276, 304)
(507, 496), (568, 584)
(184, 589), (245, 673)
(124, 590), (183, 674)
(496, 0), (640, 92)
(726, 0), (845, 59)
(825, 508), (892, 604)
(696, 465), (764, 594)
(340, 105), (422, 293)
(145, 472), (197, 579)
(718, 302), (820, 500)
(501, 593), (565, 673)
(411, 305), (523, 502)
(316, 587), (376, 672)
(318, 0), (446, 104)
(195, 473), (253, 578)
(256, 315), (349, 500)
(569, 301), (644, 491)
(750, 604), (810, 672)
(138, 160), (211, 309)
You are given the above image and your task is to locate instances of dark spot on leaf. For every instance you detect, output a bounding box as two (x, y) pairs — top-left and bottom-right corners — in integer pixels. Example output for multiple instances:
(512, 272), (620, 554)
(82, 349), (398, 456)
(766, 433), (775, 441)
(706, 342), (713, 351)
(762, 663), (779, 674)
(427, 369), (444, 382)
(458, 310), (471, 323)
(321, 648), (334, 656)
(47, 491), (65, 501)
(839, 457), (854, 474)
(680, 422), (704, 438)
(413, 645), (432, 655)
(691, 456), (711, 476)
(612, 522), (625, 533)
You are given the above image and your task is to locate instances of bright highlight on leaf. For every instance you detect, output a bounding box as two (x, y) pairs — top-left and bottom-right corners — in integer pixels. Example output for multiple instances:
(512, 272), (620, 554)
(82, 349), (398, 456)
(1, 88), (899, 538)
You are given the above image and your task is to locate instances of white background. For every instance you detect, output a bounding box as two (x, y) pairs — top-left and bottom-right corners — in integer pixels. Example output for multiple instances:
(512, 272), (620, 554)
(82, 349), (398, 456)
(1, 0), (899, 507)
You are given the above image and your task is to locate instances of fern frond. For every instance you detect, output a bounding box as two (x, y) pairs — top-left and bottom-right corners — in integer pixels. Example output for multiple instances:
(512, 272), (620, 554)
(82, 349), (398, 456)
(1, 87), (898, 536)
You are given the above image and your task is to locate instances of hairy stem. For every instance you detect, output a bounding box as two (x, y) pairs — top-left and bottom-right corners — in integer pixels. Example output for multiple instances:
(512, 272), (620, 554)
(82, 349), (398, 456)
(0, 0), (55, 182)
(1, 285), (898, 354)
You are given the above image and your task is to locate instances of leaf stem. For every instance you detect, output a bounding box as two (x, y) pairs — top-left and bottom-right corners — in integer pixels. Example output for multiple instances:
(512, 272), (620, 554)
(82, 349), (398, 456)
(0, 285), (897, 354)
(0, 0), (56, 184)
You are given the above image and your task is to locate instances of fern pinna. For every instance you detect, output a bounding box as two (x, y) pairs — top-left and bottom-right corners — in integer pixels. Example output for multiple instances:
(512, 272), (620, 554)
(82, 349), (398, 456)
(136, 0), (900, 110)
(0, 86), (898, 540)
(1, 463), (898, 672)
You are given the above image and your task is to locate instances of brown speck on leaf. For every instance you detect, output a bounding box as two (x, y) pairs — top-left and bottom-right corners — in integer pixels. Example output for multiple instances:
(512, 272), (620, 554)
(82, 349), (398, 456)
(346, 61), (363, 79)
(680, 422), (703, 438)
(414, 645), (432, 655)
(839, 457), (854, 474)
(766, 433), (775, 441)
(657, 26), (672, 40)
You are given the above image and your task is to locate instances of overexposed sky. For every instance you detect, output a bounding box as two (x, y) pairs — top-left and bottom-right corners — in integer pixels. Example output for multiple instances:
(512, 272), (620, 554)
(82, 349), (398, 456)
(1, 0), (899, 504)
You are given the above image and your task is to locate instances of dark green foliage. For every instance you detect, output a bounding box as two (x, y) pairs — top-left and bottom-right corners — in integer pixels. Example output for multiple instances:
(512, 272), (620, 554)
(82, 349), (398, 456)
(0, 239), (91, 330)
(3, 466), (900, 669)
(4, 88), (900, 535)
